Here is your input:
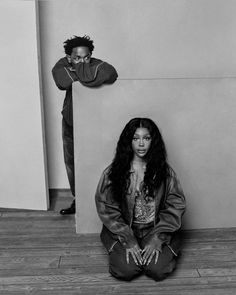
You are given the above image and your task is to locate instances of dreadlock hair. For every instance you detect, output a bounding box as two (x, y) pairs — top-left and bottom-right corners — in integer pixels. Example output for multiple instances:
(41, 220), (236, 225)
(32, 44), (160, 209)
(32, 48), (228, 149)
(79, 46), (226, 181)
(63, 35), (94, 55)
(109, 118), (169, 203)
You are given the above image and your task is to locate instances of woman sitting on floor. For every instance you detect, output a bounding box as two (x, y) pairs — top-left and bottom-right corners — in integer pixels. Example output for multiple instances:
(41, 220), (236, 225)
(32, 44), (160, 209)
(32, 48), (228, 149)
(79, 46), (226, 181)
(95, 117), (186, 281)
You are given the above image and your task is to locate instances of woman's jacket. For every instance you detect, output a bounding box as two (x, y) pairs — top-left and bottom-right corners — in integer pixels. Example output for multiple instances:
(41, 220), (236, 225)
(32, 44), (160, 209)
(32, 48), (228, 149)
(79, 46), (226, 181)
(95, 165), (186, 254)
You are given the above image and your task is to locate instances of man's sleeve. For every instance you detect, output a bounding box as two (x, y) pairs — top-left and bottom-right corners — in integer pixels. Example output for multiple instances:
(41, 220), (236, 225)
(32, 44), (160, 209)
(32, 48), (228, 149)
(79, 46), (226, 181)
(74, 61), (118, 87)
(99, 62), (118, 84)
(95, 170), (137, 248)
(52, 59), (78, 90)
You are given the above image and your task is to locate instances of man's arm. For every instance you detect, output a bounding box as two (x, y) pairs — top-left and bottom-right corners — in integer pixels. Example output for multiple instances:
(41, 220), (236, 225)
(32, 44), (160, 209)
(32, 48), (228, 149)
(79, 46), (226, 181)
(52, 58), (78, 90)
(73, 60), (118, 87)
(52, 57), (118, 90)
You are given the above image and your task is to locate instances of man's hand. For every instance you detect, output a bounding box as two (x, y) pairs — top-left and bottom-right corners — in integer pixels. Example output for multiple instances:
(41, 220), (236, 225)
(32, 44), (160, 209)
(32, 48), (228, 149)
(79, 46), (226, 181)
(142, 244), (160, 265)
(126, 244), (143, 265)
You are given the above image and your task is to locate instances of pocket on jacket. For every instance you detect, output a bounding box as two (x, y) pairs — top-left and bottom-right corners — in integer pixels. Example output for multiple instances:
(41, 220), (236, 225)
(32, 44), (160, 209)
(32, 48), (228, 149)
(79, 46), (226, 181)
(100, 225), (119, 253)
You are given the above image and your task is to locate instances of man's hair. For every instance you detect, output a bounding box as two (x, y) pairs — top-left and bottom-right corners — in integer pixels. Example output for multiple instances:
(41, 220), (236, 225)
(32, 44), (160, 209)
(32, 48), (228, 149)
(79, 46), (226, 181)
(63, 35), (94, 55)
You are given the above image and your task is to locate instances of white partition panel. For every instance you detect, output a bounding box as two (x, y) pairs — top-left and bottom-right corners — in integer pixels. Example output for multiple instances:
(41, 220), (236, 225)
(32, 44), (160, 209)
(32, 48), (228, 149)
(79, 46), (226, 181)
(73, 79), (236, 233)
(0, 0), (48, 210)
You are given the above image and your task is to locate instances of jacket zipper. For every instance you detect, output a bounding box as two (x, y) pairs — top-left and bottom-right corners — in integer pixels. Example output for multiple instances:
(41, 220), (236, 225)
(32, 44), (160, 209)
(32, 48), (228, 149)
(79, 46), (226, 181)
(167, 244), (178, 257)
(108, 240), (118, 253)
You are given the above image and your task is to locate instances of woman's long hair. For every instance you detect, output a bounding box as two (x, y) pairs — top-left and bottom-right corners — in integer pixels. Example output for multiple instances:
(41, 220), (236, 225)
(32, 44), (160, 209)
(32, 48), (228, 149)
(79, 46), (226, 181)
(109, 118), (169, 202)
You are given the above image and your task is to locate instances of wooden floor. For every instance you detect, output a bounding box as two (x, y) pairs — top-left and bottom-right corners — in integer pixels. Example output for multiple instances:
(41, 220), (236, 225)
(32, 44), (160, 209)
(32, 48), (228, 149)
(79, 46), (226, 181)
(1, 200), (236, 294)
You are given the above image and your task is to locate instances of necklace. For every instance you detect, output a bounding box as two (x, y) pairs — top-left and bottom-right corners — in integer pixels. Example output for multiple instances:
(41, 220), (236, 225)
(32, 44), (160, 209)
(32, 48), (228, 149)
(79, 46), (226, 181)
(132, 161), (146, 172)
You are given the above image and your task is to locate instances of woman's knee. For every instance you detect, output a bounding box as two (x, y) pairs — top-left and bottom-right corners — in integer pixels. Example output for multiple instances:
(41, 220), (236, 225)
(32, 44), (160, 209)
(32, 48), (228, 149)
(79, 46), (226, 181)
(109, 262), (142, 281)
(144, 258), (176, 281)
(107, 240), (142, 281)
(144, 244), (178, 281)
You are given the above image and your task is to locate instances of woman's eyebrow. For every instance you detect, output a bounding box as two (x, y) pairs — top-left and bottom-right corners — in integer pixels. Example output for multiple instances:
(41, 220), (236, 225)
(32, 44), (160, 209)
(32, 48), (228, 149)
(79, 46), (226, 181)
(133, 133), (151, 137)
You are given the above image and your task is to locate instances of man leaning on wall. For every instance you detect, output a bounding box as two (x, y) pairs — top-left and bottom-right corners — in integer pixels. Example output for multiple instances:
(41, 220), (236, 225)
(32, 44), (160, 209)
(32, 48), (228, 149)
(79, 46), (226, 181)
(52, 35), (118, 215)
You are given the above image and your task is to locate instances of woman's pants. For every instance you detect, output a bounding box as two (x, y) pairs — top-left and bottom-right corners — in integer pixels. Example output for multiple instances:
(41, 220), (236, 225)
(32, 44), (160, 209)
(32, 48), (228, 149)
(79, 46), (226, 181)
(102, 224), (180, 281)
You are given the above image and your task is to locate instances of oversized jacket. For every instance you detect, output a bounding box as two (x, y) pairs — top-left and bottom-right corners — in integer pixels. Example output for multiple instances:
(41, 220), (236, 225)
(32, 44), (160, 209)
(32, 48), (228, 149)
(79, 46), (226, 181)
(52, 57), (118, 126)
(95, 165), (186, 254)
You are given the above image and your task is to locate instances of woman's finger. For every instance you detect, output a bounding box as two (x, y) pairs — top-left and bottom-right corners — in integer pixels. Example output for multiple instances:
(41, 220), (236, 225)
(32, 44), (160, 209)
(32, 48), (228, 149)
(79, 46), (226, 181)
(147, 250), (155, 265)
(133, 245), (143, 265)
(126, 249), (130, 264)
(141, 246), (148, 254)
(155, 250), (160, 264)
(134, 249), (143, 265)
(131, 250), (139, 265)
(142, 247), (152, 264)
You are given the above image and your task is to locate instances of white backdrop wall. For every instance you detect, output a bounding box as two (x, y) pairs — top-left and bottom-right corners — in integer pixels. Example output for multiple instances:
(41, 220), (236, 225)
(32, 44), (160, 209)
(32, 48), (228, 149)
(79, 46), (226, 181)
(38, 0), (236, 229)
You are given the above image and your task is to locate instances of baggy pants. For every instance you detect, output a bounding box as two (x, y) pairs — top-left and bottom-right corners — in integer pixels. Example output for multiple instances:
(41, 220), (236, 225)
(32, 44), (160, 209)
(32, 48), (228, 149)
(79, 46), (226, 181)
(62, 118), (75, 196)
(101, 223), (181, 281)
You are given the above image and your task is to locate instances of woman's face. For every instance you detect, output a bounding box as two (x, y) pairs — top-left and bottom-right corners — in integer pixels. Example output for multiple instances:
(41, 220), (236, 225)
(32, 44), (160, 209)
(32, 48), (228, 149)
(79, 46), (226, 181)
(132, 127), (152, 160)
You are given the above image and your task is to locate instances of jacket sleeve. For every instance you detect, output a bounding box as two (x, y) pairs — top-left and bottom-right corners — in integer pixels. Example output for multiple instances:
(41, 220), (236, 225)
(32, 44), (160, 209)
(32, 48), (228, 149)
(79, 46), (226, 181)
(74, 61), (118, 87)
(95, 169), (137, 248)
(52, 58), (78, 90)
(145, 169), (186, 252)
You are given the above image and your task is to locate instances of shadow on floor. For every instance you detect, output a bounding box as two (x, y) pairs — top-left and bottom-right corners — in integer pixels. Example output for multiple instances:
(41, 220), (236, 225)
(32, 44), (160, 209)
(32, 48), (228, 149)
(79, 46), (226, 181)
(49, 189), (74, 212)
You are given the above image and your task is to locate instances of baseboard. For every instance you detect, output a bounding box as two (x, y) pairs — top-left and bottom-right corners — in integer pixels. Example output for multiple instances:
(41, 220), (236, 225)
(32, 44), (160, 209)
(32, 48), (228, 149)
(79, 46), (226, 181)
(49, 188), (72, 198)
(49, 189), (74, 211)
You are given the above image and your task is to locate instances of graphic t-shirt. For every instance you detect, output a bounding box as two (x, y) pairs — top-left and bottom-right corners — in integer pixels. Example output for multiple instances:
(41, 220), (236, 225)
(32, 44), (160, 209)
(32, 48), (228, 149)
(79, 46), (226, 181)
(133, 189), (155, 224)
(130, 164), (155, 224)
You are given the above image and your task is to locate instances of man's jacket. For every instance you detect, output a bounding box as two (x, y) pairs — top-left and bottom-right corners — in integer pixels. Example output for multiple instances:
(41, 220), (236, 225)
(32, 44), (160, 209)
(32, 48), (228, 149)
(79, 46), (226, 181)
(52, 57), (118, 126)
(95, 165), (186, 254)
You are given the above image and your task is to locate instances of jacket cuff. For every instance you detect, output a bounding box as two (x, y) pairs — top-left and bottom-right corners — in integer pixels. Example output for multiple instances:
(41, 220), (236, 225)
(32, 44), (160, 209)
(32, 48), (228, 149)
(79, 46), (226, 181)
(118, 235), (138, 249)
(143, 234), (165, 252)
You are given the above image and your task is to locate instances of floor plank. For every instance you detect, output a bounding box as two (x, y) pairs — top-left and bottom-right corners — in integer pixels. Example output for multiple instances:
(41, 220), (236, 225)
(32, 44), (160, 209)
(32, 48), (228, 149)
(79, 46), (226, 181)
(0, 256), (60, 270)
(0, 205), (236, 294)
(1, 278), (236, 295)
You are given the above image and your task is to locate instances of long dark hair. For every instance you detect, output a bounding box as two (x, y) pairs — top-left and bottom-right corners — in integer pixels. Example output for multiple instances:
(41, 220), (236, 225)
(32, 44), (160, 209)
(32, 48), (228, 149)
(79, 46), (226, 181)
(109, 118), (169, 202)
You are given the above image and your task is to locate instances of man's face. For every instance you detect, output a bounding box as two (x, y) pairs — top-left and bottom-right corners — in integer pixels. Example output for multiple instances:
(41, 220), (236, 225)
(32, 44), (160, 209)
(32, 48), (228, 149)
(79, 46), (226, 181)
(71, 46), (91, 63)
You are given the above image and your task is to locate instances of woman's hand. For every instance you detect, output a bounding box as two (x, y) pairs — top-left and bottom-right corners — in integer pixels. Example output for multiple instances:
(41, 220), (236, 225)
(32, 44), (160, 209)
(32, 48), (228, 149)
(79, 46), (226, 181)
(142, 244), (160, 265)
(126, 244), (143, 265)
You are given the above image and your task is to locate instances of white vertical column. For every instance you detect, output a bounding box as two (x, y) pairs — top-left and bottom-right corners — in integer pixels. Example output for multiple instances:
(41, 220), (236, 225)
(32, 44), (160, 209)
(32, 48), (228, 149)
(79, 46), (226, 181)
(0, 0), (48, 210)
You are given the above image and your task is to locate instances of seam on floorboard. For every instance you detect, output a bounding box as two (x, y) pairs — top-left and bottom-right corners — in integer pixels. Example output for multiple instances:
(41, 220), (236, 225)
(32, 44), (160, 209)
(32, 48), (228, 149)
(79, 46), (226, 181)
(196, 269), (201, 277)
(58, 256), (62, 269)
